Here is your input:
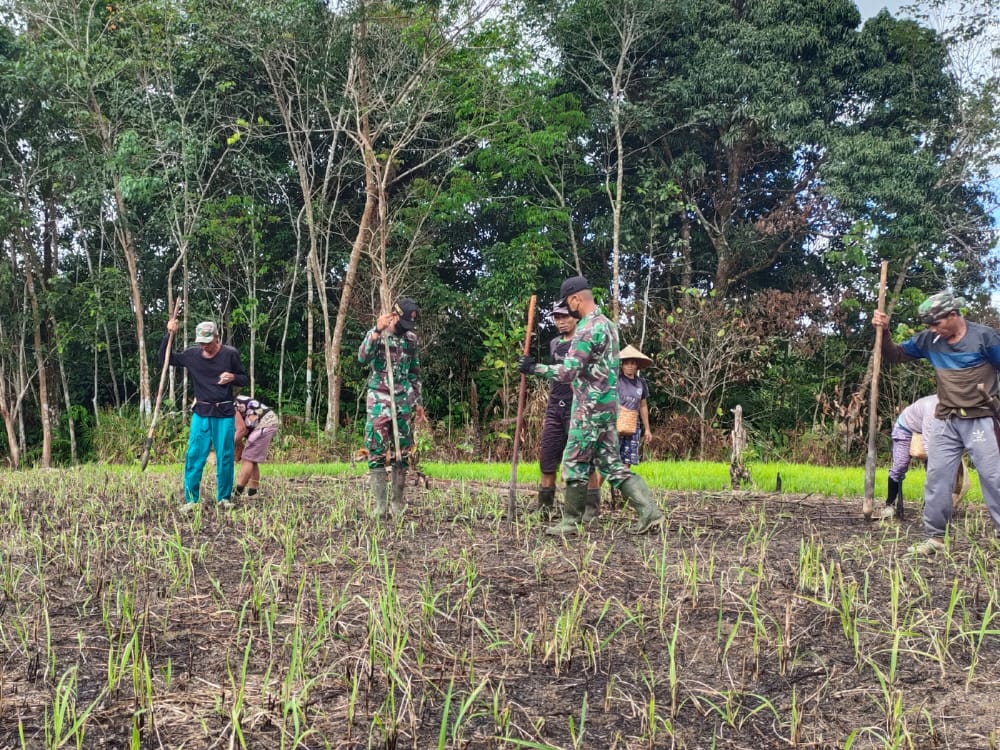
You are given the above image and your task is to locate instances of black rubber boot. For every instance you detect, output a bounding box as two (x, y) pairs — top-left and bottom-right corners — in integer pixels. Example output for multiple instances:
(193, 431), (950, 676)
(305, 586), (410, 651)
(370, 467), (389, 519)
(883, 477), (903, 520)
(619, 475), (664, 534)
(887, 477), (900, 505)
(535, 486), (557, 519)
(582, 488), (601, 523)
(545, 483), (587, 535)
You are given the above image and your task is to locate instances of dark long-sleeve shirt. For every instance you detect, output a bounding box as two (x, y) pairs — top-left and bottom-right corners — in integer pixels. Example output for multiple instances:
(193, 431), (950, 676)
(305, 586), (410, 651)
(547, 335), (573, 406)
(159, 335), (249, 417)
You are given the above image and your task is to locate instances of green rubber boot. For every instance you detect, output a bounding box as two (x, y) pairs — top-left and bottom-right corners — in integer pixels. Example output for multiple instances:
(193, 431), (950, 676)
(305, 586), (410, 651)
(582, 487), (601, 523)
(619, 474), (664, 534)
(391, 465), (407, 516)
(535, 486), (557, 520)
(370, 467), (389, 519)
(545, 483), (587, 536)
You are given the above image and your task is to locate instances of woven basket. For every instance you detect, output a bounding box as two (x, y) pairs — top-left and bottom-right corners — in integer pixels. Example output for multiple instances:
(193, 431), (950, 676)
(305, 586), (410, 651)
(617, 407), (638, 437)
(909, 433), (927, 460)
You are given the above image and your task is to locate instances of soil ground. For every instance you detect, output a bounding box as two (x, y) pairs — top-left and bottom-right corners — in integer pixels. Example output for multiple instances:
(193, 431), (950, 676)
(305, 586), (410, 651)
(0, 469), (998, 749)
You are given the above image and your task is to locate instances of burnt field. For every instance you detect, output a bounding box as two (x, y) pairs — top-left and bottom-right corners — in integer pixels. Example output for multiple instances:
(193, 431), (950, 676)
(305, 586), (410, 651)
(0, 467), (998, 749)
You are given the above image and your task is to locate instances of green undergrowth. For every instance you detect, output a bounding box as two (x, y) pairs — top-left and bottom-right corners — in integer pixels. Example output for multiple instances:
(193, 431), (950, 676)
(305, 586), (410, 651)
(143, 459), (977, 502)
(420, 460), (967, 502)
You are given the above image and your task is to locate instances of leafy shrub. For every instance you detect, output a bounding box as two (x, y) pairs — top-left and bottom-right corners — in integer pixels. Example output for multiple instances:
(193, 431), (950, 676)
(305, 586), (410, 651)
(92, 407), (189, 464)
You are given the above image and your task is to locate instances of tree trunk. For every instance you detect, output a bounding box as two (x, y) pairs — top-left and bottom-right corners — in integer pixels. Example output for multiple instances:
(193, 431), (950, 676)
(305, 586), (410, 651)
(0, 325), (22, 468)
(114, 194), (151, 414)
(53, 315), (77, 462)
(279, 217), (303, 413)
(608, 116), (625, 322)
(90, 89), (152, 415)
(679, 210), (693, 291)
(25, 273), (51, 467)
(328, 192), (373, 438)
(306, 261), (314, 422)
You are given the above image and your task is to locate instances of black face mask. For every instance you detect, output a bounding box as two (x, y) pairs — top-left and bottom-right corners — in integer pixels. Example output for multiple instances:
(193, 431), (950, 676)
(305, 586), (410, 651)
(393, 323), (407, 336)
(567, 298), (582, 320)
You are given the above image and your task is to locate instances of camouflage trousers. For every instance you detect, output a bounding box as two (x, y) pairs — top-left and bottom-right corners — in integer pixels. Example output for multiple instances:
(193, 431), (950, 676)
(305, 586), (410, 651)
(365, 397), (415, 469)
(562, 417), (632, 486)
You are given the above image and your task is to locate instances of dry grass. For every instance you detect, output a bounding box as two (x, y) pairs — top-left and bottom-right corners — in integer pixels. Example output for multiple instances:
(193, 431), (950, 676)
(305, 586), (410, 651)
(0, 467), (998, 749)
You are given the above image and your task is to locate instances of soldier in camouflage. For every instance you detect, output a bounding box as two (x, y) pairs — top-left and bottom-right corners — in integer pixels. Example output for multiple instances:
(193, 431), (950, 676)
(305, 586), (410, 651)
(519, 276), (664, 535)
(358, 298), (426, 519)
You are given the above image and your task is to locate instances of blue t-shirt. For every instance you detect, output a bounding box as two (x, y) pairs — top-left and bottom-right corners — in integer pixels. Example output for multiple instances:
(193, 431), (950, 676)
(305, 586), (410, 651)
(888, 320), (1000, 419)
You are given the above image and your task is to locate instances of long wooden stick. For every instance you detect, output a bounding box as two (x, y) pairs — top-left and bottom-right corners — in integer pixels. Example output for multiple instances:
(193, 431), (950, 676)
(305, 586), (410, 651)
(507, 295), (537, 521)
(140, 297), (183, 471)
(383, 334), (405, 469)
(863, 261), (889, 519)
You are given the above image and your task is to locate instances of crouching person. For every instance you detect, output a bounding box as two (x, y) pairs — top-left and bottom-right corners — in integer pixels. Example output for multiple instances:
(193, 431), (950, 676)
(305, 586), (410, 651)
(234, 394), (280, 499)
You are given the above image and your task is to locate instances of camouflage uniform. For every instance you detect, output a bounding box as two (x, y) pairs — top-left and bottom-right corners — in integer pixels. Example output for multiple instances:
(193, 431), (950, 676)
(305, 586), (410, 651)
(524, 275), (663, 534)
(535, 309), (633, 486)
(358, 327), (422, 470)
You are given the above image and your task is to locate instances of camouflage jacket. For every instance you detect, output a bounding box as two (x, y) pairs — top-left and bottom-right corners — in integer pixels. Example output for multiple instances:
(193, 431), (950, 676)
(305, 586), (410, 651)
(358, 328), (423, 408)
(535, 309), (619, 423)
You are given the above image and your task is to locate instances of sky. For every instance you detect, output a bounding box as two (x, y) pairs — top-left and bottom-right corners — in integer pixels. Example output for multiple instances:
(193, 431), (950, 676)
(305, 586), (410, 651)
(855, 0), (908, 18)
(853, 1), (1000, 299)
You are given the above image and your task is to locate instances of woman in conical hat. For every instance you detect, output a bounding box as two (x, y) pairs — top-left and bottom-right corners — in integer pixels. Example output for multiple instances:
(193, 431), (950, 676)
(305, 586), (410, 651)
(595, 345), (654, 512)
(619, 345), (653, 369)
(617, 346), (654, 467)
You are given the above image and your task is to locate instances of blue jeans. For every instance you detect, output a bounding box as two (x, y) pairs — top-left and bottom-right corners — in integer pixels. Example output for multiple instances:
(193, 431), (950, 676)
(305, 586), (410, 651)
(184, 414), (235, 503)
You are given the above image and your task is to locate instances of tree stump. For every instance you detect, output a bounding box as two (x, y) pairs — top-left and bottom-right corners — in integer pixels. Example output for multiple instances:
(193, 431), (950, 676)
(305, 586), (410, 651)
(730, 404), (752, 489)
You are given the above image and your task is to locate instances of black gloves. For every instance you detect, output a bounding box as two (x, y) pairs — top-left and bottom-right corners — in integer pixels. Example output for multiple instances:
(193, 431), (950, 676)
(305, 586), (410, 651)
(518, 355), (536, 375)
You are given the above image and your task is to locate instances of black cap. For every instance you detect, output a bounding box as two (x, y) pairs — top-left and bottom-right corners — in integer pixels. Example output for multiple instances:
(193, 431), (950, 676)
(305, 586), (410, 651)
(394, 299), (418, 330)
(558, 275), (591, 304)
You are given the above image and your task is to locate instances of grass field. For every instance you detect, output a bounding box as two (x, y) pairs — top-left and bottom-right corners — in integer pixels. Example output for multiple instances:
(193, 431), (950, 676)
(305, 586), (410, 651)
(147, 458), (974, 503)
(0, 462), (997, 748)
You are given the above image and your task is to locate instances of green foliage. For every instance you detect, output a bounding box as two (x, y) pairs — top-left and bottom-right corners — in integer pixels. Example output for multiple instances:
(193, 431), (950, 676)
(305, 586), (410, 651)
(0, 0), (994, 467)
(91, 408), (189, 465)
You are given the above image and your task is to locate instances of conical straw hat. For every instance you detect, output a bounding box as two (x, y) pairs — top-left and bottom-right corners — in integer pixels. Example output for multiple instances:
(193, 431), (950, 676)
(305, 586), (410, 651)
(619, 345), (653, 369)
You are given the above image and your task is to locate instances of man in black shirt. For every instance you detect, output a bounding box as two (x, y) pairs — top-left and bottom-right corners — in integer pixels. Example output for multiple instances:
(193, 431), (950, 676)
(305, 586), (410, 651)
(160, 320), (249, 511)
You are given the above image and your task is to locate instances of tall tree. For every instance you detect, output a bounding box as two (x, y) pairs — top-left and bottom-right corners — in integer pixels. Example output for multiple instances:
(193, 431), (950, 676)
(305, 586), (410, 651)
(525, 0), (668, 318)
(12, 0), (169, 414)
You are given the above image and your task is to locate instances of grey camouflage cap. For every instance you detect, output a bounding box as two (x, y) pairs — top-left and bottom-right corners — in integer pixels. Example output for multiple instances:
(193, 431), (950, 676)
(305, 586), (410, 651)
(195, 321), (218, 343)
(918, 291), (966, 325)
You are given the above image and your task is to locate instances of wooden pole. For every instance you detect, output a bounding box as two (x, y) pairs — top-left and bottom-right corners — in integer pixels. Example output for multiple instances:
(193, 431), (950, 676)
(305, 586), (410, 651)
(140, 297), (183, 471)
(384, 335), (404, 469)
(507, 295), (537, 521)
(863, 260), (889, 519)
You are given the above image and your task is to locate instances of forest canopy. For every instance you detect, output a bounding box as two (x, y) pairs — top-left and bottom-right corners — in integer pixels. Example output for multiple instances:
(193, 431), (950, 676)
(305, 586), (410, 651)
(0, 0), (996, 466)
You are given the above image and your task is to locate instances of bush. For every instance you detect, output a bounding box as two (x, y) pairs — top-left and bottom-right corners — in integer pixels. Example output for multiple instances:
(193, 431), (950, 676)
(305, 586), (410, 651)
(92, 407), (189, 465)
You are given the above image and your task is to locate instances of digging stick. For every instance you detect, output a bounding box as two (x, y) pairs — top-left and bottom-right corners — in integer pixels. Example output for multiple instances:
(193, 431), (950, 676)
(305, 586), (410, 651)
(863, 260), (888, 519)
(383, 333), (405, 472)
(507, 294), (537, 522)
(140, 297), (183, 471)
(976, 382), (1000, 421)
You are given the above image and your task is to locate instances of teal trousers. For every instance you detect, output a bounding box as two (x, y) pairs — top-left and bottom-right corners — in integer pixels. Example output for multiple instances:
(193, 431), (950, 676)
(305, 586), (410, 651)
(184, 414), (235, 503)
